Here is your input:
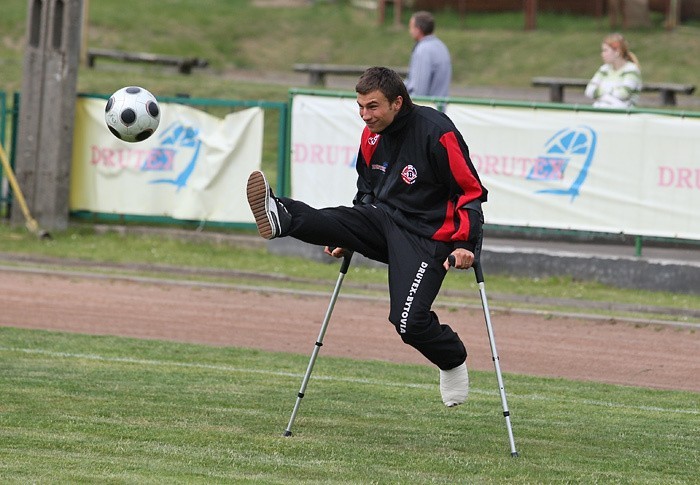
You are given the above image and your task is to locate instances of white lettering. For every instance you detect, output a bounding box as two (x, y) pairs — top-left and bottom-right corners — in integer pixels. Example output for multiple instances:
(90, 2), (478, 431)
(399, 261), (429, 334)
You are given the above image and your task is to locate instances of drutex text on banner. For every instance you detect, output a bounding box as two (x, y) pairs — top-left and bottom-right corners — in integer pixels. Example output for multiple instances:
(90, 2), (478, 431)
(71, 98), (264, 224)
(290, 93), (700, 240)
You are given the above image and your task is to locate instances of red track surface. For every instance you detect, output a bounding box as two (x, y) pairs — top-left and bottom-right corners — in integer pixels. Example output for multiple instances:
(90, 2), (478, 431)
(2, 270), (698, 392)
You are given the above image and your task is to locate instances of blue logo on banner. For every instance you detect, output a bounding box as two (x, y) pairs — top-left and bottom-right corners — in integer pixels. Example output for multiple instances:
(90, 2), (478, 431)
(527, 126), (597, 201)
(144, 122), (202, 191)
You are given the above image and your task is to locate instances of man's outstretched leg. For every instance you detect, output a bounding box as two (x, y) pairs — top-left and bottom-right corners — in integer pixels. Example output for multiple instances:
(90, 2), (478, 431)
(246, 171), (291, 239)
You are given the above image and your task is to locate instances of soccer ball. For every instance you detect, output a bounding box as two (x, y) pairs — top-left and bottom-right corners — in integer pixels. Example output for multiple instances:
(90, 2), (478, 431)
(104, 86), (160, 142)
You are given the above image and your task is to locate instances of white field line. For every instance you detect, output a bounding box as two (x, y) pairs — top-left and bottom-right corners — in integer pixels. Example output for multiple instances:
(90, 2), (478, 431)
(1, 346), (697, 416)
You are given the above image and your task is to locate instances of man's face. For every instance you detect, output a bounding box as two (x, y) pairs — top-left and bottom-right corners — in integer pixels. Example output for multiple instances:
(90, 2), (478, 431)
(357, 90), (402, 134)
(408, 17), (421, 41)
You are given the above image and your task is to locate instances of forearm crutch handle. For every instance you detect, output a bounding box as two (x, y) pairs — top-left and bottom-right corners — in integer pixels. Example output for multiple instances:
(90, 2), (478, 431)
(339, 251), (353, 274)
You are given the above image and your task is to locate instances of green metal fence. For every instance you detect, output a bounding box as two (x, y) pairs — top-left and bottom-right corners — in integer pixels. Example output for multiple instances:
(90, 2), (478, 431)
(0, 91), (18, 216)
(2, 89), (699, 255)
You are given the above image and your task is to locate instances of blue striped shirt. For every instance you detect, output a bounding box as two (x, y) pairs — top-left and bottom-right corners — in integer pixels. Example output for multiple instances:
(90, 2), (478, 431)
(405, 35), (452, 98)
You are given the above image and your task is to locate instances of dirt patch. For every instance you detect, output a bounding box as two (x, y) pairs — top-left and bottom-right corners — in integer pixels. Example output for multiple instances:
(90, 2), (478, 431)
(2, 270), (698, 392)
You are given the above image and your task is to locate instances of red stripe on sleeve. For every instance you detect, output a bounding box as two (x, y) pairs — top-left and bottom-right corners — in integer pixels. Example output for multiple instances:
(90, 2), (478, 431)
(432, 131), (482, 242)
(433, 200), (456, 241)
(452, 209), (470, 241)
(440, 131), (483, 199)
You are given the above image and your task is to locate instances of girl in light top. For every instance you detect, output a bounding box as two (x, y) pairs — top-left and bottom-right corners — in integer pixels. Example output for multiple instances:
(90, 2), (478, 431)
(585, 33), (642, 108)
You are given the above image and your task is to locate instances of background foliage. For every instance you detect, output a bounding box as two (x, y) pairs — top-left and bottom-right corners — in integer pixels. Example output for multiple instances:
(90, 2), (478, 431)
(1, 1), (699, 101)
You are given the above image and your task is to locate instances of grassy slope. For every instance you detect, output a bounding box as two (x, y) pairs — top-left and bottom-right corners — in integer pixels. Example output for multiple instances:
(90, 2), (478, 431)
(1, 1), (700, 100)
(2, 2), (699, 176)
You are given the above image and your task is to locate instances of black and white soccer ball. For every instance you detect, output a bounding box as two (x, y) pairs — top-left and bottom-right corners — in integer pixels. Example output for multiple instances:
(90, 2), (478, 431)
(105, 86), (160, 142)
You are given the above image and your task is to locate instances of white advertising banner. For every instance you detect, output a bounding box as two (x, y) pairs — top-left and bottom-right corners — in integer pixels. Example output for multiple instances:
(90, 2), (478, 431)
(291, 95), (364, 207)
(290, 94), (700, 240)
(445, 104), (700, 239)
(71, 98), (263, 223)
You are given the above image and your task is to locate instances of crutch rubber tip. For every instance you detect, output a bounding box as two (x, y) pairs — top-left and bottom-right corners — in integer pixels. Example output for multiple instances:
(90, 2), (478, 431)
(283, 430), (293, 437)
(511, 452), (519, 458)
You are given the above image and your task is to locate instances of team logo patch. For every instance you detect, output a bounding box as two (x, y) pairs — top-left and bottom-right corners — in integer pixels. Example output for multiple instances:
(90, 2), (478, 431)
(367, 134), (380, 146)
(401, 165), (418, 185)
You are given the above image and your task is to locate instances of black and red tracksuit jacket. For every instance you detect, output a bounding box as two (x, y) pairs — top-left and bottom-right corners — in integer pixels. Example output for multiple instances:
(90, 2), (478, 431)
(354, 104), (488, 252)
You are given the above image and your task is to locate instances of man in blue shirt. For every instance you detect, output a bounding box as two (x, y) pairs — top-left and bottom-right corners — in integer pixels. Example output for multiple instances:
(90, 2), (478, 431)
(405, 11), (452, 98)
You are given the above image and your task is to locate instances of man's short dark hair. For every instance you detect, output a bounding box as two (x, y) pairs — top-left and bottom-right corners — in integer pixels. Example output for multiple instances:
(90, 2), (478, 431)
(412, 11), (435, 35)
(356, 67), (414, 109)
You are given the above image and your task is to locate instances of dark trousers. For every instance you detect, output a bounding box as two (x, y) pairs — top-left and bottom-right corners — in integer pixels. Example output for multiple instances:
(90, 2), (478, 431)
(280, 197), (467, 370)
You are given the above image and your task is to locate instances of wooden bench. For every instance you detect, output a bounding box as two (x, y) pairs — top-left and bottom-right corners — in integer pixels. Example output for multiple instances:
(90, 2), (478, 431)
(87, 48), (209, 75)
(532, 76), (696, 107)
(294, 63), (409, 87)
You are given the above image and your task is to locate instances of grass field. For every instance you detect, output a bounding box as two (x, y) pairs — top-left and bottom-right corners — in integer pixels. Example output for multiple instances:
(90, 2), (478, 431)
(1, 326), (698, 483)
(1, 4), (699, 481)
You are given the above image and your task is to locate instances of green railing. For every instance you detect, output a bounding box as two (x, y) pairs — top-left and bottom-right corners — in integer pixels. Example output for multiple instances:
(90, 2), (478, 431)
(0, 91), (16, 215)
(3, 88), (700, 256)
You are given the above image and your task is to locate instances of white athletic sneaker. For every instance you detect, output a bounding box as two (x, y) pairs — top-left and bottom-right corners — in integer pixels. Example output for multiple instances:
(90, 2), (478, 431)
(246, 170), (291, 240)
(440, 362), (469, 407)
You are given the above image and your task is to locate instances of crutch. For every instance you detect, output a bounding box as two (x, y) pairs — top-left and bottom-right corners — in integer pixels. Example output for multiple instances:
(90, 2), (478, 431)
(449, 233), (519, 457)
(283, 250), (353, 437)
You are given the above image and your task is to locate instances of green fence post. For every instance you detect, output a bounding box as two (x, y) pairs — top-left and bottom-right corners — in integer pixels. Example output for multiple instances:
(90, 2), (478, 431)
(635, 235), (643, 257)
(0, 91), (5, 213)
(278, 101), (289, 197)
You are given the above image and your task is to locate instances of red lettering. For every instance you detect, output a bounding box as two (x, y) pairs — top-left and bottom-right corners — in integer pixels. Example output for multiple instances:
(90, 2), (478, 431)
(325, 145), (338, 166)
(676, 168), (692, 188)
(483, 155), (499, 175)
(89, 145), (149, 170)
(292, 143), (307, 163)
(658, 166), (674, 187)
(293, 143), (357, 166)
(310, 144), (323, 163)
(90, 146), (100, 165)
(517, 157), (535, 177)
(471, 153), (535, 178)
(657, 166), (700, 190)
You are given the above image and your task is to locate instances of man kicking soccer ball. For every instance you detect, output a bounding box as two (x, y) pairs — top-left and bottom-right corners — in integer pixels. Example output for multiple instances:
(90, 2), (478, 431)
(247, 67), (487, 407)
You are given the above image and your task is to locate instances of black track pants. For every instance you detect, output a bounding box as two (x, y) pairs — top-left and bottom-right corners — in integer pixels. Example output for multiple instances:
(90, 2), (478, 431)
(280, 198), (467, 370)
